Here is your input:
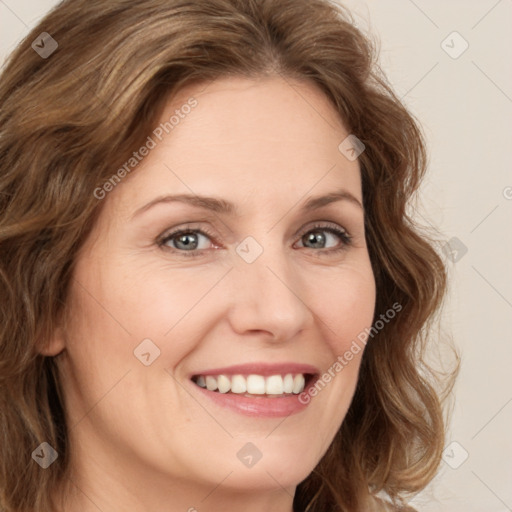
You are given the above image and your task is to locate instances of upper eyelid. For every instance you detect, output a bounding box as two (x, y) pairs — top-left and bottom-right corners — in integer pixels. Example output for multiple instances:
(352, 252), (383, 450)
(160, 220), (349, 237)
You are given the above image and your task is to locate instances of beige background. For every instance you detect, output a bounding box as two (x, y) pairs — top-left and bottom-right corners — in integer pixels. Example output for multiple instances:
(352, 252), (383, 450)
(1, 0), (511, 510)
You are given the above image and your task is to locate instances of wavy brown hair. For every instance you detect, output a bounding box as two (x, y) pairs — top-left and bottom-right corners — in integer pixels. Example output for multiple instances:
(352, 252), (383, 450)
(0, 0), (458, 511)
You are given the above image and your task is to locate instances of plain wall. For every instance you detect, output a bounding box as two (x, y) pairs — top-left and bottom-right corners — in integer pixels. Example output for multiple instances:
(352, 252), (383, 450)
(1, 0), (511, 510)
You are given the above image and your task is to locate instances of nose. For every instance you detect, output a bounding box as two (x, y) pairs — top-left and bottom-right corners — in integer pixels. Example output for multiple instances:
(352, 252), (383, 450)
(226, 245), (314, 342)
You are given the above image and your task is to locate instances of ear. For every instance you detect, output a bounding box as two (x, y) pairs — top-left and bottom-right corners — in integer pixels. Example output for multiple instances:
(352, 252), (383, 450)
(37, 325), (66, 356)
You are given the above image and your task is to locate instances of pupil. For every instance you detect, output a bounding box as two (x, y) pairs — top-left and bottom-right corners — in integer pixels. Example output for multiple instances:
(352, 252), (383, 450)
(306, 231), (325, 248)
(177, 233), (197, 250)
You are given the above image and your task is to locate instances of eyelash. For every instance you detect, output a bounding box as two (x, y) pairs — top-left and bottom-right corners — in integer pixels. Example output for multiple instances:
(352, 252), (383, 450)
(157, 222), (352, 259)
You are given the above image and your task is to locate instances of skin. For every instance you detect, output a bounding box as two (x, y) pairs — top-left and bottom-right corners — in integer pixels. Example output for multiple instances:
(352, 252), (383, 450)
(45, 75), (376, 512)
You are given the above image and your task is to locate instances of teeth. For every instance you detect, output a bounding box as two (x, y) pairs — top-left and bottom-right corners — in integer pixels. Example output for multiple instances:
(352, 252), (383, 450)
(217, 374), (231, 393)
(194, 373), (308, 395)
(231, 374), (247, 393)
(205, 376), (218, 391)
(265, 375), (284, 395)
(293, 374), (305, 394)
(283, 373), (294, 393)
(246, 375), (266, 394)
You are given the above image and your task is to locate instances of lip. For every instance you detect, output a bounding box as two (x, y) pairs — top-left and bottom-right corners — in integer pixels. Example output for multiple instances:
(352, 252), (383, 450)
(189, 362), (319, 378)
(188, 362), (320, 418)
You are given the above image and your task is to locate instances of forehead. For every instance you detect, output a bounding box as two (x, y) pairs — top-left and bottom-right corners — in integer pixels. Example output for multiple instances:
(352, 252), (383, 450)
(110, 75), (362, 217)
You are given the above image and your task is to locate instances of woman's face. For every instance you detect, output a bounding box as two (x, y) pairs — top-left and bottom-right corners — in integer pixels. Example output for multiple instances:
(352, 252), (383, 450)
(51, 76), (376, 508)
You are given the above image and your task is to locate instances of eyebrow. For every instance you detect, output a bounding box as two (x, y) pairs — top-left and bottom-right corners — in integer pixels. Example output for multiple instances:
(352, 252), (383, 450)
(130, 188), (363, 220)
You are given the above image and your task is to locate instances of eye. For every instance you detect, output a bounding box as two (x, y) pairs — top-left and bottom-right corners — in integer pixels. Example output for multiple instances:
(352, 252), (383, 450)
(157, 225), (217, 257)
(157, 222), (352, 258)
(295, 223), (352, 255)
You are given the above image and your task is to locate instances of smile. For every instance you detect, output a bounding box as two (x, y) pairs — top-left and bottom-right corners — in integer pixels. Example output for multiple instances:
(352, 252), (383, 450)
(192, 373), (310, 396)
(189, 363), (319, 417)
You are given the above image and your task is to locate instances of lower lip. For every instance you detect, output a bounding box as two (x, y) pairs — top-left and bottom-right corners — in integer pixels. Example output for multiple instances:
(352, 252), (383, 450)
(191, 383), (312, 417)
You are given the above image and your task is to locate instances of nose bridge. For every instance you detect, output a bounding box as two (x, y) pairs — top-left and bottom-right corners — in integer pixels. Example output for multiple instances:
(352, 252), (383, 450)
(228, 234), (312, 339)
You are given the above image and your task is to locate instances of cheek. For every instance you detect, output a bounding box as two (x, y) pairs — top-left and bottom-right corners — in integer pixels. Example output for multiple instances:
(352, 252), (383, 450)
(90, 262), (230, 374)
(113, 261), (220, 330)
(293, 264), (375, 462)
(313, 262), (376, 354)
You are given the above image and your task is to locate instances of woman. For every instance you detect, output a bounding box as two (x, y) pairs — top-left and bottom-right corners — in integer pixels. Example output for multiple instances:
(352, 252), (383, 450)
(0, 0), (458, 510)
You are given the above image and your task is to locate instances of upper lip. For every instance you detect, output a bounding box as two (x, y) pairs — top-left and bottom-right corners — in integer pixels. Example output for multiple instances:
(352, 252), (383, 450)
(190, 362), (320, 378)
